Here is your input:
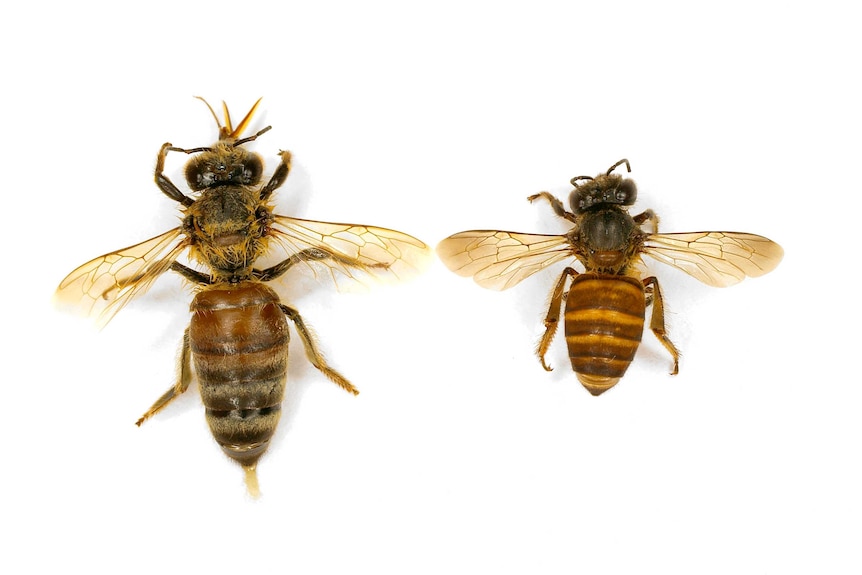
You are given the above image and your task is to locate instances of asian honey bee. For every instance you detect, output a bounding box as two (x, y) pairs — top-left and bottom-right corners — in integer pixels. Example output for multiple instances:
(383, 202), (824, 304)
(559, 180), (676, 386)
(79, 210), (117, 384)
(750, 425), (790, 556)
(56, 98), (429, 496)
(437, 159), (783, 396)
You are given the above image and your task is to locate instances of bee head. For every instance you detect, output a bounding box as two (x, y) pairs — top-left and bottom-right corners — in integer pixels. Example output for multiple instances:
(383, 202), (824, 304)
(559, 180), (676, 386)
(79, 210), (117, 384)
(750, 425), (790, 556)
(184, 144), (265, 190)
(569, 159), (637, 214)
(182, 97), (270, 191)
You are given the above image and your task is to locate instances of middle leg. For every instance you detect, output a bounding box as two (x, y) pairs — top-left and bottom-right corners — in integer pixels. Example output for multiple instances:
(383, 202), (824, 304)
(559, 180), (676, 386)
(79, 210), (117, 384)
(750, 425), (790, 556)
(254, 246), (390, 282)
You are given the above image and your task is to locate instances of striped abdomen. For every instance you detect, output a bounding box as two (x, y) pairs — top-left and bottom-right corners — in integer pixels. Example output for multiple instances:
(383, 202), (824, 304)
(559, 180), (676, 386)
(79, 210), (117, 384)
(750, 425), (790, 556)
(189, 282), (289, 469)
(564, 274), (645, 396)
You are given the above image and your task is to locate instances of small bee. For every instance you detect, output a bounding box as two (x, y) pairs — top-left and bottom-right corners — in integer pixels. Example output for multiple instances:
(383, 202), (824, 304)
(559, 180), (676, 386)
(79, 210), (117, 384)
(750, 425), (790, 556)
(437, 159), (783, 396)
(56, 98), (429, 496)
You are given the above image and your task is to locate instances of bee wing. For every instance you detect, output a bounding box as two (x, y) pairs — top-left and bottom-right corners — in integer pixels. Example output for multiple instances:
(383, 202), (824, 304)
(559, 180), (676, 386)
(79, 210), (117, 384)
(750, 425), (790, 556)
(55, 228), (188, 327)
(436, 230), (573, 290)
(643, 231), (784, 287)
(270, 215), (430, 286)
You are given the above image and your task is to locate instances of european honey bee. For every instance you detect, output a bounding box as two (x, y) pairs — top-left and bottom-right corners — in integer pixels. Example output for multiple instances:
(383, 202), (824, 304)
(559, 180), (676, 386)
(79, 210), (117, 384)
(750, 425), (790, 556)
(437, 159), (783, 396)
(56, 98), (429, 496)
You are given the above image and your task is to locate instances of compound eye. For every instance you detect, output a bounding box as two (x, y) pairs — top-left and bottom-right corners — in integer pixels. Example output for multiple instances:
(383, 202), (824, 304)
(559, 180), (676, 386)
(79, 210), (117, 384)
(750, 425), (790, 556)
(240, 155), (263, 185)
(573, 182), (614, 214)
(185, 166), (204, 190)
(184, 156), (215, 191)
(618, 179), (637, 205)
(572, 190), (591, 214)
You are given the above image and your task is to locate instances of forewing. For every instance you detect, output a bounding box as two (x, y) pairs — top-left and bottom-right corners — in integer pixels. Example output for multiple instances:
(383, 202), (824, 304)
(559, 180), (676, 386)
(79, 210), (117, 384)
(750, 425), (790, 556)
(55, 228), (188, 327)
(270, 215), (430, 287)
(643, 231), (784, 287)
(436, 230), (573, 290)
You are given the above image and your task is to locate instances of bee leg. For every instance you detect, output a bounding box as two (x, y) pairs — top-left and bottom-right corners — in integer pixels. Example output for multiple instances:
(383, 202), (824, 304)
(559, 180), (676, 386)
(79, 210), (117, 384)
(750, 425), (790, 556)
(154, 143), (195, 207)
(527, 192), (579, 224)
(642, 276), (680, 375)
(254, 249), (327, 281)
(644, 291), (654, 308)
(259, 150), (292, 201)
(254, 248), (389, 282)
(633, 209), (659, 233)
(279, 304), (359, 396)
(170, 262), (213, 285)
(537, 267), (577, 371)
(136, 328), (193, 426)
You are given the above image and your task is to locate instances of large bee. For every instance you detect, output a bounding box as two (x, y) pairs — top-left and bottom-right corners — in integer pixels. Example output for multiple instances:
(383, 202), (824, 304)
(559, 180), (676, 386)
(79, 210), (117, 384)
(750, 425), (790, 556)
(56, 98), (429, 496)
(437, 159), (783, 396)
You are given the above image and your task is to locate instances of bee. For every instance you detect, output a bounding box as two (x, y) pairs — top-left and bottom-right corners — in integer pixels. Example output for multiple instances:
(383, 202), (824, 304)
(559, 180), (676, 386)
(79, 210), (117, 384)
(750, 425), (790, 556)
(56, 98), (429, 496)
(437, 159), (783, 396)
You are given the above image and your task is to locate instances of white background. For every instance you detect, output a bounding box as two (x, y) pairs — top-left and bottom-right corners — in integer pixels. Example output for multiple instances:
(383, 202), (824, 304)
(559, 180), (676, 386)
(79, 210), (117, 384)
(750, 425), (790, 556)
(4, 1), (859, 573)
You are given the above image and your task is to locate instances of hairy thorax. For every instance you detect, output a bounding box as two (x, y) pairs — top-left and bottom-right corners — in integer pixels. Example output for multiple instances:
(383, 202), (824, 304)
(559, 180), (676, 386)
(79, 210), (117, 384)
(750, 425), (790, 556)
(183, 186), (273, 278)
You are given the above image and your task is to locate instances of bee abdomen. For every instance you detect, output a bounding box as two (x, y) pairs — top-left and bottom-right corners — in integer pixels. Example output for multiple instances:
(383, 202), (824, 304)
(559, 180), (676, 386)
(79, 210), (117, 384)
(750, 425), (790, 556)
(204, 406), (282, 467)
(189, 282), (289, 467)
(564, 275), (645, 395)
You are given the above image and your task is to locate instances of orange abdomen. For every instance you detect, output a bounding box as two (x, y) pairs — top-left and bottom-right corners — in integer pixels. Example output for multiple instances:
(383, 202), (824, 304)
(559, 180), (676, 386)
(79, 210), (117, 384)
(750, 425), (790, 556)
(564, 274), (645, 396)
(189, 282), (289, 467)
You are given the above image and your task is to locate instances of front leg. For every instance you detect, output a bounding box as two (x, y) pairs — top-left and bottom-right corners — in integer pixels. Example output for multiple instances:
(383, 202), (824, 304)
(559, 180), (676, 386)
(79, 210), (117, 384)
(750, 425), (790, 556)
(155, 143), (195, 207)
(527, 192), (579, 224)
(259, 150), (292, 201)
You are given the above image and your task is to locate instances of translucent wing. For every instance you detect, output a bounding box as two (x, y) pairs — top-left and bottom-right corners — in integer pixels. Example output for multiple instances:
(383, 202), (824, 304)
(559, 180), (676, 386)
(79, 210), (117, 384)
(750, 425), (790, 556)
(270, 215), (430, 287)
(643, 231), (783, 287)
(436, 230), (573, 290)
(55, 228), (188, 327)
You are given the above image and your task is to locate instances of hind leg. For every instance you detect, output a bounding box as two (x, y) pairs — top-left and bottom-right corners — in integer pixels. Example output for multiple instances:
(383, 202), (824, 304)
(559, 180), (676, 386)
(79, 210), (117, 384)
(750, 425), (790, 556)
(136, 328), (192, 426)
(536, 267), (577, 371)
(643, 276), (680, 375)
(279, 304), (359, 395)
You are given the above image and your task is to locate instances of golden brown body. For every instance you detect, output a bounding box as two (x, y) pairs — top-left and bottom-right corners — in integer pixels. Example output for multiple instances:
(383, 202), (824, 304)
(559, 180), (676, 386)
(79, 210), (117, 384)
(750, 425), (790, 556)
(191, 282), (288, 469)
(564, 274), (645, 395)
(437, 159), (784, 395)
(55, 98), (429, 496)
